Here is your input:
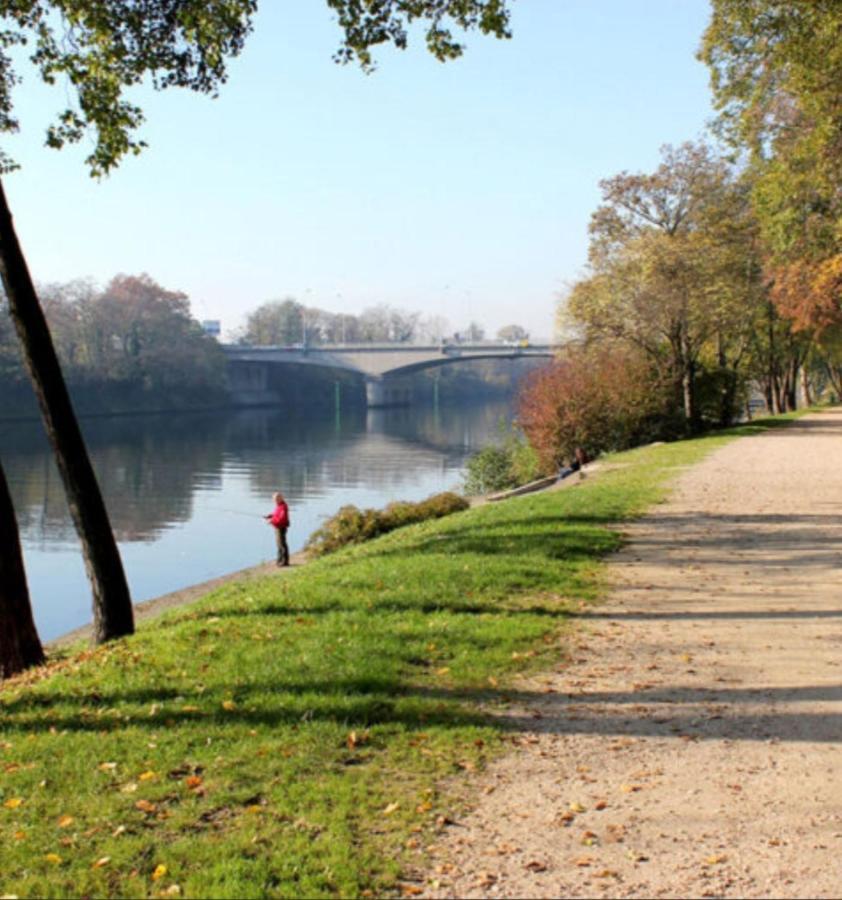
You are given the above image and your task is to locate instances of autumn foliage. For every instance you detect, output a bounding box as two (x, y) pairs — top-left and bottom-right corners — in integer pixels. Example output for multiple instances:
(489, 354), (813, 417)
(769, 255), (842, 335)
(517, 345), (669, 470)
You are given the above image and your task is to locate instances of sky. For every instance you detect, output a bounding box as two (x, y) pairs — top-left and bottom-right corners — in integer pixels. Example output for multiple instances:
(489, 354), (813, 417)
(3, 1), (715, 342)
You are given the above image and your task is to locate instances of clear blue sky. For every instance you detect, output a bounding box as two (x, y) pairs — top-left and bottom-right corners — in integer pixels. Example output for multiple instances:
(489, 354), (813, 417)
(4, 1), (714, 341)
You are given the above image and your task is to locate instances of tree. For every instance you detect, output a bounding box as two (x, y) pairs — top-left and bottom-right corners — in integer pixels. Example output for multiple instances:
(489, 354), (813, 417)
(358, 304), (419, 343)
(568, 143), (768, 428)
(497, 324), (528, 342)
(700, 1), (841, 257)
(0, 0), (513, 656)
(0, 458), (44, 678)
(518, 343), (669, 469)
(700, 2), (842, 339)
(244, 298), (306, 346)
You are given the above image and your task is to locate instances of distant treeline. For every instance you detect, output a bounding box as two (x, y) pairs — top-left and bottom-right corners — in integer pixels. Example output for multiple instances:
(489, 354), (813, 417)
(240, 297), (529, 347)
(1, 275), (227, 418)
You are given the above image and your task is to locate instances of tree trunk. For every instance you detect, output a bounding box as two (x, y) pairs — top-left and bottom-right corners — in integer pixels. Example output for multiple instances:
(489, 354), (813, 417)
(784, 360), (799, 411)
(680, 332), (697, 432)
(0, 179), (133, 644)
(0, 457), (45, 678)
(800, 366), (813, 407)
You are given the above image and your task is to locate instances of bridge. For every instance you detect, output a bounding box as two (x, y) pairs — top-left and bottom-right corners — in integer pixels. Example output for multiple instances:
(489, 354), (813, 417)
(224, 342), (557, 407)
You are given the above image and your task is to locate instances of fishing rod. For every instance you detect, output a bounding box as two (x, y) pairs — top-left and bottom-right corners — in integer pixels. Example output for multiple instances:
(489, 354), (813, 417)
(203, 505), (265, 519)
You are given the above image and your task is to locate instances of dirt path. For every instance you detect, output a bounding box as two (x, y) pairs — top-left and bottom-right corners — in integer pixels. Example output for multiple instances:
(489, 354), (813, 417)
(422, 410), (842, 899)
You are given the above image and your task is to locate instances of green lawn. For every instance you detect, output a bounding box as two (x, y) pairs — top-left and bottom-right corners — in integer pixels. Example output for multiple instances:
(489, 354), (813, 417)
(0, 417), (801, 898)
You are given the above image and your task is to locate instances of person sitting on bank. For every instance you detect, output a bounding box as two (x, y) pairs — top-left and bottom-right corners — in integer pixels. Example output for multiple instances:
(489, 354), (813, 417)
(557, 452), (583, 481)
(265, 492), (290, 567)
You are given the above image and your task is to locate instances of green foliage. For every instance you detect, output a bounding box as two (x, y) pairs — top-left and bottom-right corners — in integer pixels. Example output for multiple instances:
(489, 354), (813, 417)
(0, 1), (258, 175)
(0, 1), (513, 175)
(463, 445), (517, 494)
(463, 428), (541, 495)
(700, 1), (842, 260)
(0, 420), (779, 898)
(305, 491), (469, 557)
(327, 0), (512, 71)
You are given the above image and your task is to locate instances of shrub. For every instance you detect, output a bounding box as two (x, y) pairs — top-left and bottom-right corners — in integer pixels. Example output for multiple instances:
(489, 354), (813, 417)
(462, 428), (543, 496)
(518, 344), (671, 470)
(462, 446), (517, 495)
(306, 491), (469, 557)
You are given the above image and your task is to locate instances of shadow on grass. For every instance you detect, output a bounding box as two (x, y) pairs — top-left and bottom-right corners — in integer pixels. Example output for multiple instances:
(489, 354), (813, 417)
(4, 675), (841, 744)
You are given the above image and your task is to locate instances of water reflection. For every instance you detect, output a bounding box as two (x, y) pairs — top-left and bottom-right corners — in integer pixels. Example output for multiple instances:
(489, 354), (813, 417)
(0, 401), (510, 640)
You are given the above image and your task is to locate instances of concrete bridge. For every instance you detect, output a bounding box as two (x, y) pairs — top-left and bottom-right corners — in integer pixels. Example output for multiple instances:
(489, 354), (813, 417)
(224, 342), (557, 407)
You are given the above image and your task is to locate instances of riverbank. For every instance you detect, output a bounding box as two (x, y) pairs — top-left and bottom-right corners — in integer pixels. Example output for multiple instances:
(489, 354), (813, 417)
(48, 466), (600, 649)
(0, 413), (806, 898)
(47, 557), (302, 649)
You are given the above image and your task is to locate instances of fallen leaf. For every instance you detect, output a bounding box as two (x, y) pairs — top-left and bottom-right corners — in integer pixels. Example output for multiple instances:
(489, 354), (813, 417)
(92, 856), (111, 869)
(435, 667), (450, 676)
(139, 771), (157, 782)
(13, 830), (26, 840)
(399, 884), (424, 896)
(121, 783), (138, 794)
(135, 799), (157, 814)
(568, 801), (586, 813)
(620, 784), (642, 793)
(161, 886), (181, 897)
(574, 856), (593, 867)
(525, 860), (547, 872)
(98, 762), (117, 772)
(185, 775), (203, 789)
(706, 854), (728, 865)
(383, 802), (400, 816)
(152, 864), (168, 881)
(45, 853), (63, 865)
(3, 797), (23, 809)
(221, 700), (236, 711)
(112, 825), (127, 837)
(57, 815), (74, 828)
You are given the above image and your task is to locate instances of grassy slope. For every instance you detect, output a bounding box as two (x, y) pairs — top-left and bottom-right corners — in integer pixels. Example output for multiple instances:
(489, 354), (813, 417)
(0, 417), (799, 898)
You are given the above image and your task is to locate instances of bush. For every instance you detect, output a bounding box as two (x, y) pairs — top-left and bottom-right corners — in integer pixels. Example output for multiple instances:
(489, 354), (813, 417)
(306, 491), (469, 557)
(462, 446), (518, 495)
(462, 429), (543, 496)
(518, 344), (671, 470)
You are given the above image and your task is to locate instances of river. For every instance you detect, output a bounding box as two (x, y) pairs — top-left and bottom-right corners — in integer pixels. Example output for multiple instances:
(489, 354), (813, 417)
(1, 400), (511, 641)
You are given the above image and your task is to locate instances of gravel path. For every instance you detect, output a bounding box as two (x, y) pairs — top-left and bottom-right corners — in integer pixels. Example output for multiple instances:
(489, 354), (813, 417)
(421, 409), (842, 899)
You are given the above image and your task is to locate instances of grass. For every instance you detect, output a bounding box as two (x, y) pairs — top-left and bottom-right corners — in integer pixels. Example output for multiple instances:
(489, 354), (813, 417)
(0, 414), (805, 898)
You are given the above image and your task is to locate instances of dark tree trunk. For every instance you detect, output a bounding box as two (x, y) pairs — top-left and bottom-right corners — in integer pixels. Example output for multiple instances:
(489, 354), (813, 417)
(0, 179), (133, 644)
(679, 332), (697, 433)
(0, 457), (45, 678)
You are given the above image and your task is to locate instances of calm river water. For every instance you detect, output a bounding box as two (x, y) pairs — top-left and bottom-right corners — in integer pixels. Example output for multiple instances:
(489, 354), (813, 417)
(1, 400), (510, 641)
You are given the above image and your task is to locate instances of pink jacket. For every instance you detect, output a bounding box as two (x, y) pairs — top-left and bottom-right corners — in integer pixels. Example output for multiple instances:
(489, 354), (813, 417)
(269, 501), (289, 529)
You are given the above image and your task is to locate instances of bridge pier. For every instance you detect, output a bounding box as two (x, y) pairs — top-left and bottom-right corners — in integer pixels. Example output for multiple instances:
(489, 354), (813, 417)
(365, 377), (413, 408)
